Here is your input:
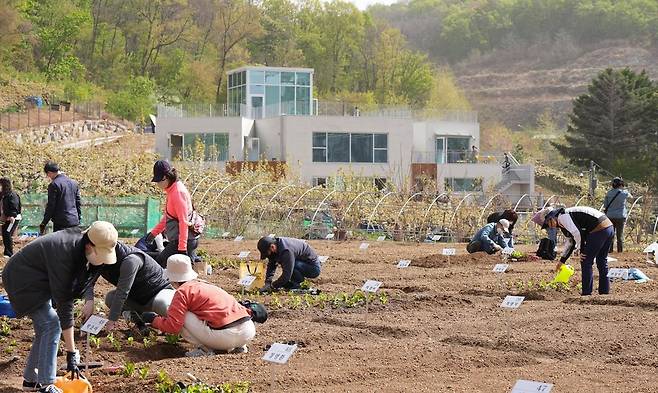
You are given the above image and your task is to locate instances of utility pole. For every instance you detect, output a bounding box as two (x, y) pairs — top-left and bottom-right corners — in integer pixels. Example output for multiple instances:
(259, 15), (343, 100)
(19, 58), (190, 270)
(588, 160), (597, 200)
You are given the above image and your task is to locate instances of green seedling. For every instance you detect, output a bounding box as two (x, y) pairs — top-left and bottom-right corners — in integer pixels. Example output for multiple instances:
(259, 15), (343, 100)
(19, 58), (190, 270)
(122, 361), (136, 378)
(0, 318), (11, 336)
(138, 365), (150, 380)
(269, 294), (282, 309)
(127, 336), (134, 347)
(88, 335), (101, 349)
(286, 294), (302, 310)
(165, 334), (181, 345)
(107, 333), (122, 351)
(378, 292), (389, 305)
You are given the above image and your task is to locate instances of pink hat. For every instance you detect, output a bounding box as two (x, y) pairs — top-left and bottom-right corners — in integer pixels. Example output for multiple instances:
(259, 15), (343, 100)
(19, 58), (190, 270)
(531, 207), (553, 226)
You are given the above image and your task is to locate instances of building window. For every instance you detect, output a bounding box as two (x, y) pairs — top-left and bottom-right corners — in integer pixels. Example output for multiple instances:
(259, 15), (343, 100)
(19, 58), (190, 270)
(446, 137), (471, 163)
(281, 72), (295, 85)
(444, 178), (483, 192)
(296, 72), (310, 86)
(178, 133), (229, 161)
(312, 132), (388, 163)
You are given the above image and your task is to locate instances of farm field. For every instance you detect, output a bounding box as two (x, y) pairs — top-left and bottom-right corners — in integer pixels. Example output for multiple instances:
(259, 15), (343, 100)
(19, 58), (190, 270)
(1, 239), (658, 392)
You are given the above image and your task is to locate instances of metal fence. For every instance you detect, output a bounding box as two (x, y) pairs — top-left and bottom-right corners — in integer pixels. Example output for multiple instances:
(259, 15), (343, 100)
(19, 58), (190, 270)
(0, 102), (104, 131)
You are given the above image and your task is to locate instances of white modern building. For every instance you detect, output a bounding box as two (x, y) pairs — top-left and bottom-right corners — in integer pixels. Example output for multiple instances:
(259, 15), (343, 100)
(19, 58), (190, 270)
(156, 66), (534, 195)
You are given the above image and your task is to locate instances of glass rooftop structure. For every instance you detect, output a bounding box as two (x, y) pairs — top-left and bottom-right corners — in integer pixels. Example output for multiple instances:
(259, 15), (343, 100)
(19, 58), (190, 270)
(227, 66), (314, 118)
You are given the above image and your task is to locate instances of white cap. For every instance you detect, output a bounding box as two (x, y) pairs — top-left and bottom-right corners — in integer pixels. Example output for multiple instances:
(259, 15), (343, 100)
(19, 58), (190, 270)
(498, 219), (510, 233)
(164, 254), (198, 283)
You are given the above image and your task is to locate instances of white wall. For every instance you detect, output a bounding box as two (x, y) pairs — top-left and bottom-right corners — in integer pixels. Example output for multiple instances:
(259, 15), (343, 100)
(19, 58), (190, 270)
(437, 163), (501, 192)
(253, 117), (284, 160)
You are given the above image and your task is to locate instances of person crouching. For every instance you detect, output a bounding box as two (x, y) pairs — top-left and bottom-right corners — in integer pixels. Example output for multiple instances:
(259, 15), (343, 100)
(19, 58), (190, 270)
(141, 255), (266, 357)
(466, 219), (511, 254)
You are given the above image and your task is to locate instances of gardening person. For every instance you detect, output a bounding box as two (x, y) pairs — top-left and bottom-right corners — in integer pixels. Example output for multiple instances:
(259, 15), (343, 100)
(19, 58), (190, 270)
(544, 206), (614, 296)
(135, 232), (166, 259)
(603, 177), (632, 253)
(531, 207), (558, 242)
(486, 209), (518, 246)
(466, 219), (510, 254)
(147, 160), (200, 267)
(1, 221), (118, 393)
(40, 161), (82, 235)
(81, 240), (174, 334)
(0, 177), (21, 258)
(258, 236), (321, 291)
(141, 255), (265, 357)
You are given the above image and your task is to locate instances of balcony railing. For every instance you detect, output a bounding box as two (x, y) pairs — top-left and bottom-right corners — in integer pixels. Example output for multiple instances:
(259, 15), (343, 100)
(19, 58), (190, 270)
(412, 150), (503, 164)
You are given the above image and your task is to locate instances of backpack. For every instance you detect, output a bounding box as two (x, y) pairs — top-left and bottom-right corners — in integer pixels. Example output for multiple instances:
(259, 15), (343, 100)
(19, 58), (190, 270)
(188, 210), (205, 236)
(536, 237), (556, 260)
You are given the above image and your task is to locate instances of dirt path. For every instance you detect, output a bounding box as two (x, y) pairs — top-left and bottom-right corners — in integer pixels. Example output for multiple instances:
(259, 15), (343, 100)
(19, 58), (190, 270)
(1, 239), (658, 392)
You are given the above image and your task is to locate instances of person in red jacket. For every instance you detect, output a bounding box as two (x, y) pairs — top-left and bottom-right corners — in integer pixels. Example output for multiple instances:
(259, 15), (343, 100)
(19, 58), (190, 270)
(141, 255), (266, 357)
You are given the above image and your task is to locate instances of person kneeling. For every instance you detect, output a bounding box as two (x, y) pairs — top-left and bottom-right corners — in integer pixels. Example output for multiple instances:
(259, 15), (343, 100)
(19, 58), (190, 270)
(466, 219), (510, 254)
(142, 255), (266, 357)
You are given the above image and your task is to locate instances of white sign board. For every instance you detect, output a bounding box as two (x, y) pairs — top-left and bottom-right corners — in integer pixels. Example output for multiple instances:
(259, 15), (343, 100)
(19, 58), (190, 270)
(221, 231), (230, 238)
(397, 259), (411, 268)
(607, 268), (628, 279)
(237, 251), (250, 259)
(81, 315), (109, 335)
(493, 263), (509, 273)
(511, 380), (553, 393)
(234, 236), (244, 242)
(643, 242), (658, 253)
(262, 343), (297, 364)
(377, 235), (385, 242)
(238, 275), (256, 287)
(361, 280), (382, 293)
(500, 295), (525, 309)
(359, 242), (369, 250)
(325, 233), (335, 240)
(130, 229), (139, 235)
(606, 256), (618, 262)
(442, 248), (456, 256)
(432, 234), (442, 241)
(318, 256), (329, 264)
(502, 247), (515, 255)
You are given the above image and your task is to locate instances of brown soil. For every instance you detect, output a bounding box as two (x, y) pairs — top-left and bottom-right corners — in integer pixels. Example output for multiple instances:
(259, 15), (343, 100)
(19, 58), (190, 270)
(2, 239), (658, 392)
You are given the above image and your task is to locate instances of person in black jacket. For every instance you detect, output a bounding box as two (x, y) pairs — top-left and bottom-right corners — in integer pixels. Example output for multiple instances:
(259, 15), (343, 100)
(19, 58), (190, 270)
(0, 177), (21, 258)
(258, 236), (321, 291)
(81, 242), (175, 333)
(40, 161), (81, 235)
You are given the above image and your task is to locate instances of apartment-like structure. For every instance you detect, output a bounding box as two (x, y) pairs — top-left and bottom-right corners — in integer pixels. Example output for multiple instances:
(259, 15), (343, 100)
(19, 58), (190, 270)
(156, 66), (534, 195)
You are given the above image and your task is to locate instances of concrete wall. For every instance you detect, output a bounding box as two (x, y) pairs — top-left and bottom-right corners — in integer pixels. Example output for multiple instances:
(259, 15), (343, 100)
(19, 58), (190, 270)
(279, 116), (414, 187)
(436, 163), (501, 192)
(414, 120), (481, 154)
(253, 116), (284, 159)
(156, 116), (244, 161)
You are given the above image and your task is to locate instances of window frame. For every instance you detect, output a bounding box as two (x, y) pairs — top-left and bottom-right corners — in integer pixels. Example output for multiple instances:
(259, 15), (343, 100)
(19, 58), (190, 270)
(312, 132), (388, 163)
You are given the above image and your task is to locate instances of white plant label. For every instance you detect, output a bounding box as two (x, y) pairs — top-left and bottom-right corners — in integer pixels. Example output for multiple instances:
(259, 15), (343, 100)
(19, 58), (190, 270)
(222, 231), (230, 238)
(432, 234), (442, 241)
(607, 268), (628, 279)
(268, 233), (276, 238)
(606, 256), (618, 262)
(493, 263), (509, 273)
(237, 251), (250, 259)
(359, 242), (369, 250)
(81, 315), (109, 335)
(262, 343), (297, 364)
(511, 379), (553, 393)
(442, 248), (456, 256)
(361, 280), (382, 293)
(643, 242), (658, 253)
(130, 229), (139, 235)
(502, 247), (515, 255)
(397, 260), (411, 268)
(234, 236), (244, 242)
(318, 256), (329, 264)
(325, 233), (335, 240)
(500, 295), (525, 309)
(238, 275), (256, 287)
(377, 235), (385, 242)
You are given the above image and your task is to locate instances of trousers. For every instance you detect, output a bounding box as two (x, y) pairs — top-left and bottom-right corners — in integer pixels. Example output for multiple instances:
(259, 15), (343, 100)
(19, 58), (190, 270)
(581, 226), (614, 296)
(181, 313), (256, 352)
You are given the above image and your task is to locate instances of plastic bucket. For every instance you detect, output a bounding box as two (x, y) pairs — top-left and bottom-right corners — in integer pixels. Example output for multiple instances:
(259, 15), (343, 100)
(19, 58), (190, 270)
(55, 373), (92, 393)
(553, 264), (575, 284)
(0, 295), (16, 318)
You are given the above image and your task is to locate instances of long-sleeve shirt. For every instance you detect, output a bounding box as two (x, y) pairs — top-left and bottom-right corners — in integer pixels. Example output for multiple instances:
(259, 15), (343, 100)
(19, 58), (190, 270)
(603, 188), (632, 219)
(150, 180), (193, 251)
(265, 237), (320, 288)
(1, 191), (21, 218)
(472, 223), (507, 250)
(557, 207), (608, 262)
(152, 280), (250, 333)
(42, 173), (81, 227)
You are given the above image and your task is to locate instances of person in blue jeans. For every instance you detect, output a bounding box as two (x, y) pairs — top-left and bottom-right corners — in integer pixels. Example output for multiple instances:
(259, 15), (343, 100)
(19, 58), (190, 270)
(258, 236), (321, 291)
(466, 219), (511, 254)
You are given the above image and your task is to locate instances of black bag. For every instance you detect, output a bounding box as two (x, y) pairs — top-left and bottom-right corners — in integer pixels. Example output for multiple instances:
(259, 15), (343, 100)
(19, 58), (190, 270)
(536, 238), (556, 260)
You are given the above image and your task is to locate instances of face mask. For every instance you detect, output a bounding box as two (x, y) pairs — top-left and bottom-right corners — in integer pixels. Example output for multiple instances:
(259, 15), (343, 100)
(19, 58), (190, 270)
(86, 248), (104, 266)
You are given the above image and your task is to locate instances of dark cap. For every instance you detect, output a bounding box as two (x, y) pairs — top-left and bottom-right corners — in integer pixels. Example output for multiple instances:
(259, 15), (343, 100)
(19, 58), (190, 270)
(240, 300), (268, 323)
(612, 177), (623, 188)
(257, 236), (276, 259)
(151, 160), (172, 182)
(44, 161), (59, 173)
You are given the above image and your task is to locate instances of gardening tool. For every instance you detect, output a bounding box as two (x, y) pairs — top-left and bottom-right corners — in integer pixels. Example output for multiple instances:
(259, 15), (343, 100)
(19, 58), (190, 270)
(239, 260), (265, 290)
(552, 264), (574, 284)
(54, 372), (93, 393)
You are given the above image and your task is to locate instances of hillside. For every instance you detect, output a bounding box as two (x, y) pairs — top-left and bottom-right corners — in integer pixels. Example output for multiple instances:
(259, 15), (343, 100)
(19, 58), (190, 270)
(454, 45), (658, 128)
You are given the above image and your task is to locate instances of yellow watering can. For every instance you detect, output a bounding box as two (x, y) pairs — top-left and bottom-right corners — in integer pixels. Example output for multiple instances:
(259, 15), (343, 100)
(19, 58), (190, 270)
(553, 264), (574, 284)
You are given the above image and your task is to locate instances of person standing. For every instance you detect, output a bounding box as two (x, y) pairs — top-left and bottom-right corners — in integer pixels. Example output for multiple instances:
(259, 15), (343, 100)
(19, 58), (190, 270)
(40, 161), (81, 235)
(603, 177), (632, 253)
(2, 221), (118, 393)
(545, 207), (614, 296)
(147, 160), (199, 267)
(258, 236), (321, 291)
(0, 177), (21, 258)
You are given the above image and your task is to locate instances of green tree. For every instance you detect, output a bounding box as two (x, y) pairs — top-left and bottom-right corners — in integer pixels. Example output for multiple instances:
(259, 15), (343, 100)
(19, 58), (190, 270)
(106, 76), (156, 122)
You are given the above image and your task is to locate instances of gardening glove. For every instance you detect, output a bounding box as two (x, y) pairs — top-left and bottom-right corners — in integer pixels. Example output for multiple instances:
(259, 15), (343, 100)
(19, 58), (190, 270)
(141, 312), (158, 324)
(259, 284), (273, 294)
(493, 244), (503, 252)
(81, 300), (94, 322)
(555, 261), (564, 273)
(66, 350), (81, 378)
(38, 223), (46, 236)
(145, 232), (155, 245)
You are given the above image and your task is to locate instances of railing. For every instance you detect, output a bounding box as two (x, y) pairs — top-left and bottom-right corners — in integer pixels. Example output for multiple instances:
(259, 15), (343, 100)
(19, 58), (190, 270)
(0, 102), (104, 131)
(412, 150), (504, 164)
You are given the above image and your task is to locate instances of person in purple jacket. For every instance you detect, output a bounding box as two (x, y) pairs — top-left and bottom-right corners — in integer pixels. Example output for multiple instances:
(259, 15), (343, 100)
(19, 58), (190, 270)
(257, 236), (321, 291)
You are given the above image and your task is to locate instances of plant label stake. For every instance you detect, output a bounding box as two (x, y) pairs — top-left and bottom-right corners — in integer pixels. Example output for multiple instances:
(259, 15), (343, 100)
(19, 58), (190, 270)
(376, 235), (385, 242)
(432, 234), (442, 241)
(237, 251), (250, 259)
(607, 268), (628, 280)
(397, 260), (411, 268)
(511, 379), (553, 393)
(501, 247), (514, 261)
(81, 315), (108, 371)
(222, 231), (230, 238)
(359, 242), (369, 250)
(234, 235), (244, 242)
(493, 263), (509, 289)
(238, 275), (256, 295)
(130, 229), (139, 235)
(442, 248), (455, 263)
(263, 343), (297, 393)
(500, 295), (524, 309)
(318, 256), (329, 264)
(361, 280), (382, 321)
(325, 233), (334, 240)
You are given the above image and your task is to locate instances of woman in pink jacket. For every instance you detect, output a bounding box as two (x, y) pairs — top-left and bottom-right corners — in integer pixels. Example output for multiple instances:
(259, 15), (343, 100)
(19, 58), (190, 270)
(147, 160), (200, 267)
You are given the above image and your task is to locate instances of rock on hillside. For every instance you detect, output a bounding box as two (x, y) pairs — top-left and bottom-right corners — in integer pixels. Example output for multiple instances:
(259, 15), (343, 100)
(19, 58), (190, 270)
(455, 46), (658, 128)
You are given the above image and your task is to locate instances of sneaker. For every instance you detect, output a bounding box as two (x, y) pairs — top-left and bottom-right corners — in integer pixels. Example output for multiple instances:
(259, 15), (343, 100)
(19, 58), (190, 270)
(22, 381), (42, 392)
(229, 345), (248, 354)
(185, 347), (214, 357)
(38, 385), (62, 393)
